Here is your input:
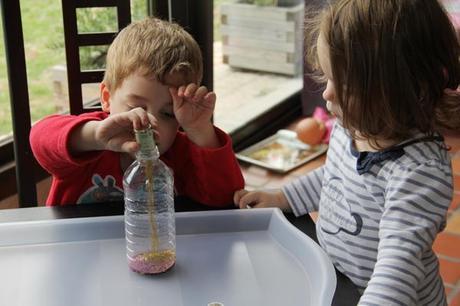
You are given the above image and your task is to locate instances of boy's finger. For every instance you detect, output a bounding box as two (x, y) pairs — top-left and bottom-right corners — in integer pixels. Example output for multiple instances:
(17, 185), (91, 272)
(130, 113), (142, 131)
(170, 87), (185, 109)
(203, 92), (216, 108)
(169, 87), (179, 100)
(193, 86), (208, 102)
(120, 141), (139, 154)
(129, 107), (149, 129)
(153, 130), (160, 145)
(146, 113), (158, 129)
(145, 113), (160, 144)
(177, 85), (186, 97)
(184, 83), (198, 98)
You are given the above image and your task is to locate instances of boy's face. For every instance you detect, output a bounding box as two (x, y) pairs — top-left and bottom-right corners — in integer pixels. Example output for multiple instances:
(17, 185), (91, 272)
(101, 71), (183, 154)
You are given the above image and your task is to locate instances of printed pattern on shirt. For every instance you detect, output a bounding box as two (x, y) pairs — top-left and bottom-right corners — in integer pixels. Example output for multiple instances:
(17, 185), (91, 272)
(77, 174), (123, 204)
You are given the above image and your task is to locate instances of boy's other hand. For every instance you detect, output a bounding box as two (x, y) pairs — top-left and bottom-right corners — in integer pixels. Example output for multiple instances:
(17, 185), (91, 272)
(233, 189), (291, 211)
(95, 107), (158, 153)
(169, 84), (216, 132)
(169, 84), (219, 148)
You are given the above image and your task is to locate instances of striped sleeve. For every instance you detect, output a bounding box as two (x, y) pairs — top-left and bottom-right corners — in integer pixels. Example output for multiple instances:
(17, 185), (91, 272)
(358, 160), (452, 306)
(282, 166), (324, 216)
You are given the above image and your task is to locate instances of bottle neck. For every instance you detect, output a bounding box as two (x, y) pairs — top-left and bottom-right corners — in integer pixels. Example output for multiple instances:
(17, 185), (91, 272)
(134, 127), (158, 160)
(136, 147), (160, 160)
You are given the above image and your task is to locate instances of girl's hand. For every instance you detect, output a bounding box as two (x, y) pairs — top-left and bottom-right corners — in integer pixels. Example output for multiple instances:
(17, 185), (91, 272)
(169, 84), (216, 132)
(95, 107), (159, 153)
(233, 189), (291, 211)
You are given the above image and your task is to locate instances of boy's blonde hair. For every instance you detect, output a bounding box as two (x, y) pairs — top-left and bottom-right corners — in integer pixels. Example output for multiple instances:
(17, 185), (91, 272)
(305, 0), (460, 146)
(103, 17), (203, 91)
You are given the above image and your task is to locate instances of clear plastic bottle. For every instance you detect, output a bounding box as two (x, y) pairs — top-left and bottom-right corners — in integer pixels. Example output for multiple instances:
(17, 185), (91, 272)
(123, 127), (176, 274)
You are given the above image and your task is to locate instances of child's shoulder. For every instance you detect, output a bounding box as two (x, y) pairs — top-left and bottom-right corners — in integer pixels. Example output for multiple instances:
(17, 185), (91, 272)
(40, 110), (108, 122)
(400, 136), (449, 163)
(74, 110), (108, 120)
(390, 135), (451, 176)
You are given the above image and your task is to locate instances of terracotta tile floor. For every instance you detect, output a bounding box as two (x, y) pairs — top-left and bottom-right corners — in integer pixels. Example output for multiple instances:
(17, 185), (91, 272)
(239, 127), (460, 305)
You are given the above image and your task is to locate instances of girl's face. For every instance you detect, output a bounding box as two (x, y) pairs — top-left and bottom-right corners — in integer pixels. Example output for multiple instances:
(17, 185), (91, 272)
(317, 33), (343, 122)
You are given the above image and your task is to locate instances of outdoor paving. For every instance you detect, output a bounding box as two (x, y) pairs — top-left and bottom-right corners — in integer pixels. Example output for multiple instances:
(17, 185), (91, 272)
(213, 42), (302, 133)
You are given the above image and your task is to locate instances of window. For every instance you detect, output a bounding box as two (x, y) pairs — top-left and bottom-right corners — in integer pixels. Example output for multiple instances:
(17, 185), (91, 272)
(0, 0), (148, 206)
(0, 0), (148, 141)
(0, 0), (316, 206)
(213, 0), (304, 134)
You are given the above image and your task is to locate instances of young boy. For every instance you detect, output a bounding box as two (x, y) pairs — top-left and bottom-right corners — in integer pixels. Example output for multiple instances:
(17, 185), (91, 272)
(30, 17), (244, 206)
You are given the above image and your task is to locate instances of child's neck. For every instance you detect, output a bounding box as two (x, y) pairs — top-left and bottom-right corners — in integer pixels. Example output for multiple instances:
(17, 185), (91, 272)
(353, 137), (398, 152)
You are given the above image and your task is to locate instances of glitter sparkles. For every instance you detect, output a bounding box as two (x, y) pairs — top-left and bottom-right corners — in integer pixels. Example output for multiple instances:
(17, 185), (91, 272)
(129, 249), (176, 274)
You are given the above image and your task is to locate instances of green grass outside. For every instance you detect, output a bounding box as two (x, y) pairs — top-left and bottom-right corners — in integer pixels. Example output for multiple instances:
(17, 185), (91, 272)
(0, 0), (65, 136)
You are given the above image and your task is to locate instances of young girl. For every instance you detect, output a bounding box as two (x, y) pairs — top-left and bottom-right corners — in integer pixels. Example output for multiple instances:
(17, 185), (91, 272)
(234, 0), (460, 305)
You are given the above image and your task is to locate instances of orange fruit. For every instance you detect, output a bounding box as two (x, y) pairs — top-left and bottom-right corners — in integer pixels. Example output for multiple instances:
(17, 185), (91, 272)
(295, 118), (326, 145)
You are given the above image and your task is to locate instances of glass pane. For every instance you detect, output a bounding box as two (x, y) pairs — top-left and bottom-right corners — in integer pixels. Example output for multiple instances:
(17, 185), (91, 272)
(81, 83), (102, 107)
(213, 0), (304, 133)
(0, 13), (12, 141)
(79, 45), (109, 70)
(76, 7), (118, 33)
(0, 0), (148, 140)
(131, 0), (148, 22)
(21, 0), (66, 129)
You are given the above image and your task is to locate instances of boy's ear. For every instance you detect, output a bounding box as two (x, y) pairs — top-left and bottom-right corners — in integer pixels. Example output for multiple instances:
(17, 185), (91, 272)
(100, 82), (111, 112)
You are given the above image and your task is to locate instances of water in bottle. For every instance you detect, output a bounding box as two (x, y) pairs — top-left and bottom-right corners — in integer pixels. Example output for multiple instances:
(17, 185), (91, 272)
(123, 127), (176, 274)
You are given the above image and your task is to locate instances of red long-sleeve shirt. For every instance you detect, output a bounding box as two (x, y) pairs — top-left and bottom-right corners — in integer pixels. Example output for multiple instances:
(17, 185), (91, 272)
(30, 112), (244, 207)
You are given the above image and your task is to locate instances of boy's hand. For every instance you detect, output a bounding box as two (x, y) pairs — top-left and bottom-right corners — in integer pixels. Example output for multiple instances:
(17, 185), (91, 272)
(95, 107), (158, 153)
(169, 84), (215, 132)
(233, 189), (291, 211)
(70, 107), (158, 155)
(169, 84), (219, 148)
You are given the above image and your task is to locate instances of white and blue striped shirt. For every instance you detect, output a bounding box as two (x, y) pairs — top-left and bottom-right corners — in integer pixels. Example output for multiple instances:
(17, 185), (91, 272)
(283, 123), (452, 306)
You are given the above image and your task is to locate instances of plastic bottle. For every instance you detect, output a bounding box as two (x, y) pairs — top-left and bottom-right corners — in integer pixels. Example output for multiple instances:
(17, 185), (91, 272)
(123, 127), (176, 274)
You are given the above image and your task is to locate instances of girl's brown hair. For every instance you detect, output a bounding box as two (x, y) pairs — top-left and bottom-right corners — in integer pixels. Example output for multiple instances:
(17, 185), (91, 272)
(103, 17), (203, 91)
(305, 0), (460, 146)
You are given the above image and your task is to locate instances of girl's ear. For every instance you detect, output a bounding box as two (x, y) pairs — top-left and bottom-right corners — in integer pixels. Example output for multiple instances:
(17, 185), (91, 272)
(100, 82), (111, 112)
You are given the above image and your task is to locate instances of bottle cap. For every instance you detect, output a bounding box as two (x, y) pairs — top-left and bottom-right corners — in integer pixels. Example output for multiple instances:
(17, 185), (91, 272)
(135, 127), (156, 153)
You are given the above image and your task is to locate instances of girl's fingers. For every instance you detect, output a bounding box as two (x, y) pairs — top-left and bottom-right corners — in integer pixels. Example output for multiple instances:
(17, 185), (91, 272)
(234, 189), (249, 206)
(238, 192), (263, 209)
